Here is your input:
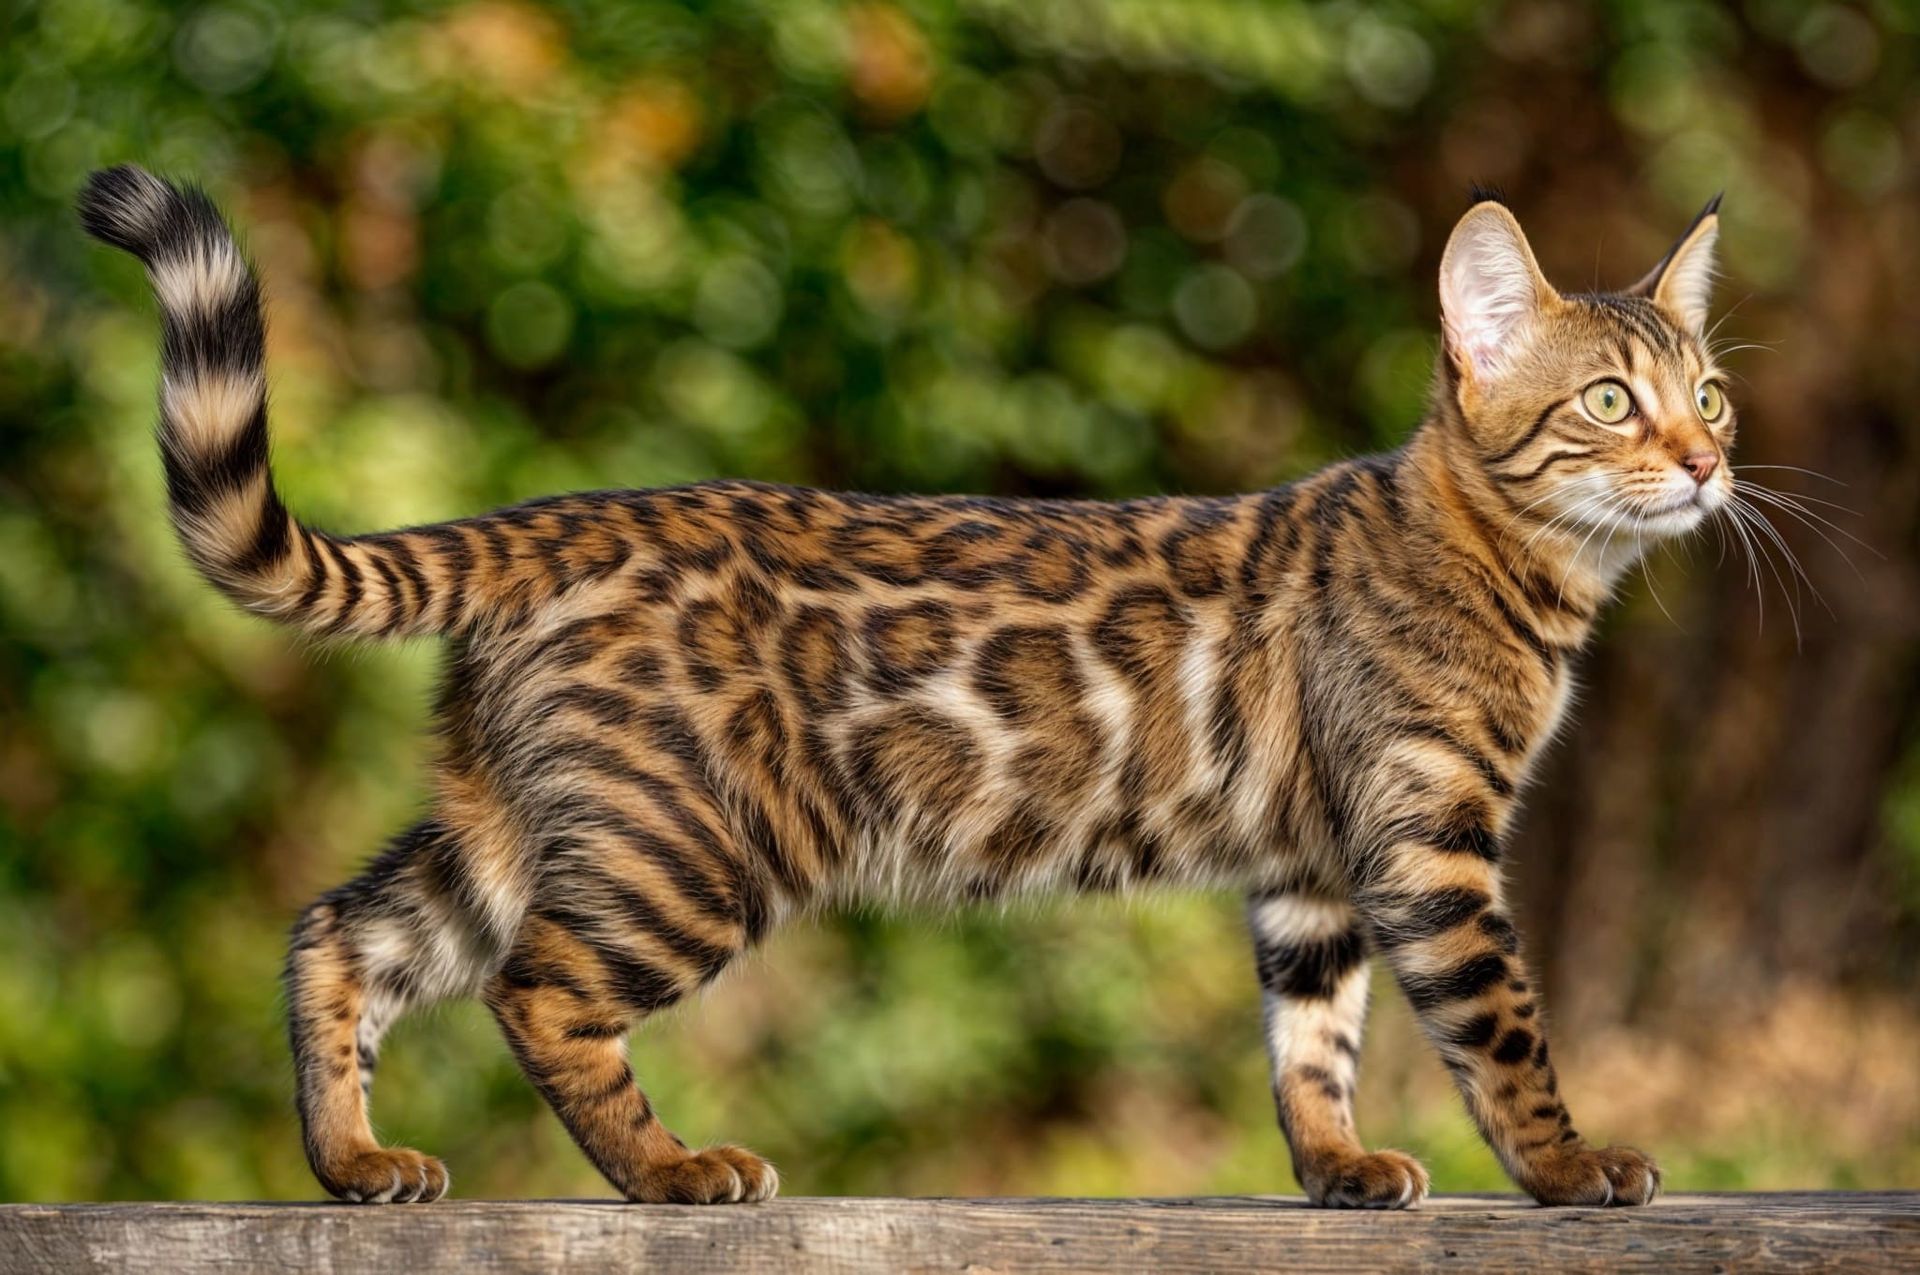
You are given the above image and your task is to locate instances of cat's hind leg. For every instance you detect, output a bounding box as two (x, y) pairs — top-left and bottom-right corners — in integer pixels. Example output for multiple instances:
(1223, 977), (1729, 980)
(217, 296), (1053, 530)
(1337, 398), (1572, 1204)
(481, 766), (781, 1205)
(484, 911), (776, 1204)
(285, 818), (502, 1203)
(1248, 888), (1430, 1208)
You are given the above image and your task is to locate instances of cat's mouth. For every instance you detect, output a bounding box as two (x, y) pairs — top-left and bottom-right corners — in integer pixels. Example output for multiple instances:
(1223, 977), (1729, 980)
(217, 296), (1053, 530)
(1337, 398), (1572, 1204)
(1558, 478), (1723, 541)
(1631, 503), (1710, 537)
(1626, 483), (1725, 537)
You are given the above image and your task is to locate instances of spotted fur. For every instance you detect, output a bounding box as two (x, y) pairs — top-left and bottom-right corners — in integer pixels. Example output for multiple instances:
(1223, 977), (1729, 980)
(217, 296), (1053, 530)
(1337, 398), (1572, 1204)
(81, 166), (1735, 1208)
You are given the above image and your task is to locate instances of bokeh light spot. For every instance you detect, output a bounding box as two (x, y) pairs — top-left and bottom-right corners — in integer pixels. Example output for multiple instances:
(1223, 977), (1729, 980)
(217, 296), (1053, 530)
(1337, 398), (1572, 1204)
(1043, 198), (1128, 286)
(1345, 18), (1433, 109)
(695, 256), (784, 349)
(1224, 193), (1307, 280)
(1035, 99), (1122, 190)
(1173, 264), (1257, 350)
(172, 3), (278, 96)
(486, 280), (575, 368)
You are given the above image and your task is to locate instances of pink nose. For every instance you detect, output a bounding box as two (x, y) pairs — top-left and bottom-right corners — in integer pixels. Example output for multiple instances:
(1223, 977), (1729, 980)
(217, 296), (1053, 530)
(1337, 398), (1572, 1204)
(1682, 452), (1719, 485)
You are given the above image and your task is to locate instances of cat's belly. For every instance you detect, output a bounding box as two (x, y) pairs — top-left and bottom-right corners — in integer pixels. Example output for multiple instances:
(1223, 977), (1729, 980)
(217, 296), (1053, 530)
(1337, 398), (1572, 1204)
(798, 711), (1325, 909)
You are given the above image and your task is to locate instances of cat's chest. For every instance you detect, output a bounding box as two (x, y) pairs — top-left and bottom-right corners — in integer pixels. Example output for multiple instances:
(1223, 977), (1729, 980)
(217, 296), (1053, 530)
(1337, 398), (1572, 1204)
(1500, 661), (1580, 790)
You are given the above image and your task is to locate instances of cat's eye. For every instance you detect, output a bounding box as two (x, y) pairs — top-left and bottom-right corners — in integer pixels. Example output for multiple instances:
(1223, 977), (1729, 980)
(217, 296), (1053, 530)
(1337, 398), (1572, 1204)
(1696, 381), (1726, 422)
(1581, 380), (1634, 425)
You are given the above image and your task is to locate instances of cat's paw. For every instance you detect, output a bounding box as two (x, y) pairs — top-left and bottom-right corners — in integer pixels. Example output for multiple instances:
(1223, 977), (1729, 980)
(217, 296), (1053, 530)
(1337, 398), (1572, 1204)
(630, 1144), (780, 1204)
(1303, 1149), (1431, 1209)
(1524, 1143), (1660, 1207)
(320, 1146), (450, 1204)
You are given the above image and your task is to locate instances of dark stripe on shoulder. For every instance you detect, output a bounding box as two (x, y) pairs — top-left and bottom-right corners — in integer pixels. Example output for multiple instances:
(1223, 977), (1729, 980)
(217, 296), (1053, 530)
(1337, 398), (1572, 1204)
(1484, 586), (1556, 673)
(1399, 720), (1514, 798)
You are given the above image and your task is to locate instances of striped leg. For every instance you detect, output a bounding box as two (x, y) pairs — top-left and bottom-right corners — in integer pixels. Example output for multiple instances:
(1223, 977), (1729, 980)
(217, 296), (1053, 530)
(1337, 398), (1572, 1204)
(480, 707), (786, 1203)
(1355, 803), (1660, 1207)
(483, 913), (777, 1204)
(1248, 891), (1429, 1208)
(285, 821), (495, 1204)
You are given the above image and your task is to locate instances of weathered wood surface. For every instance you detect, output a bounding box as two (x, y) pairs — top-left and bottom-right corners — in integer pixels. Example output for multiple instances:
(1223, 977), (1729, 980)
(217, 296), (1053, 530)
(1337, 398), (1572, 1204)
(2, 1193), (1914, 1273)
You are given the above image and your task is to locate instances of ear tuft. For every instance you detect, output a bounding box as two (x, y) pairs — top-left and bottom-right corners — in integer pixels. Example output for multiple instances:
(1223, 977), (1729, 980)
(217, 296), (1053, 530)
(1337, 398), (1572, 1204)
(1439, 202), (1555, 384)
(1466, 181), (1507, 208)
(1631, 195), (1722, 336)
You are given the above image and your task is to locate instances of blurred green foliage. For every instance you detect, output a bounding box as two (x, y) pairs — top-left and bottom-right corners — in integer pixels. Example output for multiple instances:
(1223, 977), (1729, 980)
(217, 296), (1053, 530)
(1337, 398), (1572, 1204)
(3, 0), (1918, 1201)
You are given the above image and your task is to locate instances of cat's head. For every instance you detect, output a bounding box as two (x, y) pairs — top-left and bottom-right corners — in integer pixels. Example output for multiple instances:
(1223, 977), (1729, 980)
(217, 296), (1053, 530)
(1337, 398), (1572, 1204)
(1438, 192), (1732, 541)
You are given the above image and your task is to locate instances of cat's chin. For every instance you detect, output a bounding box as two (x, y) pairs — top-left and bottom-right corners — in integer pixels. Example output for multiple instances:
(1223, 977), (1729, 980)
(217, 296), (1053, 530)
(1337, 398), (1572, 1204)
(1558, 499), (1708, 544)
(1629, 503), (1711, 539)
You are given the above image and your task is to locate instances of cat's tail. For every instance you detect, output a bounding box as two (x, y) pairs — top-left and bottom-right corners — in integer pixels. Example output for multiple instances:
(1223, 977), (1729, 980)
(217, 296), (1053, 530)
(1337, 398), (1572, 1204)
(78, 165), (569, 639)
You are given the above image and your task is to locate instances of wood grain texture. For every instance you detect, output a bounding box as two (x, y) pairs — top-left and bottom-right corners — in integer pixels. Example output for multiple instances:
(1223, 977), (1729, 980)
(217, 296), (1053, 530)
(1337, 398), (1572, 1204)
(2, 1194), (1915, 1273)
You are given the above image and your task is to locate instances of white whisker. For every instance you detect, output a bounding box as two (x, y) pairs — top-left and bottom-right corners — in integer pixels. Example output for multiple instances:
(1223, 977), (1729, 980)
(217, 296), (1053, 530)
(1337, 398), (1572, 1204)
(1558, 492), (1632, 607)
(1737, 497), (1825, 612)
(1733, 480), (1874, 539)
(1736, 464), (1845, 487)
(1521, 487), (1617, 572)
(1727, 498), (1808, 646)
(1703, 292), (1756, 349)
(1500, 472), (1612, 539)
(1717, 500), (1767, 637)
(1635, 516), (1681, 631)
(1733, 482), (1878, 574)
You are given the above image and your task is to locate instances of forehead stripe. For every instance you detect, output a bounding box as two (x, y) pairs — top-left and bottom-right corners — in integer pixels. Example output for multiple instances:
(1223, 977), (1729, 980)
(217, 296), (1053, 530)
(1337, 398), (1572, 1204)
(1611, 334), (1639, 373)
(1592, 294), (1677, 355)
(1629, 309), (1677, 355)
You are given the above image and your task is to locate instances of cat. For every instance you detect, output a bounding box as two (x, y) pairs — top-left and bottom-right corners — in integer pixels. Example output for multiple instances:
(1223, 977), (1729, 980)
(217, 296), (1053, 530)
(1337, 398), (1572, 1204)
(79, 164), (1731, 1208)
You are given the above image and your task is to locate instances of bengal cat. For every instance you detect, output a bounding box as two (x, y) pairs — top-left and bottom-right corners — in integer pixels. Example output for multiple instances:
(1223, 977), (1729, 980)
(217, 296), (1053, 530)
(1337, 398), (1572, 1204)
(80, 164), (1732, 1208)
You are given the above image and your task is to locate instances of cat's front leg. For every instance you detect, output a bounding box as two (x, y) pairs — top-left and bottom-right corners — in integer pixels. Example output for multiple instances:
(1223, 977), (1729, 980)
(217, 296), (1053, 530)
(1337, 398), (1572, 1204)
(1350, 800), (1660, 1207)
(1246, 889), (1429, 1207)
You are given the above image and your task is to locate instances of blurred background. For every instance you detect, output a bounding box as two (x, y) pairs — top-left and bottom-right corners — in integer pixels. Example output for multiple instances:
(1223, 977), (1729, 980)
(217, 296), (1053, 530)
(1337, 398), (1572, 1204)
(2, 0), (1917, 1202)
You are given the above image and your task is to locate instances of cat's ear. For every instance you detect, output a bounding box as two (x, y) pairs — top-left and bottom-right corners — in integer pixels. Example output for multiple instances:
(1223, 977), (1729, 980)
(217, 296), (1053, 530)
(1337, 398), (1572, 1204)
(1629, 194), (1721, 337)
(1439, 197), (1558, 386)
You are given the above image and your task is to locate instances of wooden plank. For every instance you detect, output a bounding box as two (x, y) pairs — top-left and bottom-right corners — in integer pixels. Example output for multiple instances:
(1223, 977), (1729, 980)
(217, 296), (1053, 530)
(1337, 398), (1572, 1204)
(2, 1194), (1915, 1274)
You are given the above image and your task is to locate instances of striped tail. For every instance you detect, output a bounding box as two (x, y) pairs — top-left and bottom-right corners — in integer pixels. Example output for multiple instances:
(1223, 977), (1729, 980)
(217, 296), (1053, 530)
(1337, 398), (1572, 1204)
(78, 165), (573, 639)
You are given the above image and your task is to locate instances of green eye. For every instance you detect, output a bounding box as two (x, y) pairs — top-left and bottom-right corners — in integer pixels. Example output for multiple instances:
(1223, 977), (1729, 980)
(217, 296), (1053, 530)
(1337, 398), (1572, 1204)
(1696, 381), (1725, 422)
(1582, 380), (1634, 425)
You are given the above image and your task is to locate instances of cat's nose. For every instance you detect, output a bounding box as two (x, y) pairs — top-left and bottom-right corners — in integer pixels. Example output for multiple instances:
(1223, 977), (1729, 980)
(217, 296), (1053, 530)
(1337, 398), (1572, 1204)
(1681, 451), (1719, 485)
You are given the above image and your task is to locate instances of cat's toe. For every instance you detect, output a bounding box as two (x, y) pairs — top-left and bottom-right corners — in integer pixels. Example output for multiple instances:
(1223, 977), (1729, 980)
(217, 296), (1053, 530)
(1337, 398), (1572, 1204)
(1525, 1143), (1660, 1207)
(632, 1145), (778, 1204)
(1305, 1149), (1431, 1209)
(320, 1147), (449, 1204)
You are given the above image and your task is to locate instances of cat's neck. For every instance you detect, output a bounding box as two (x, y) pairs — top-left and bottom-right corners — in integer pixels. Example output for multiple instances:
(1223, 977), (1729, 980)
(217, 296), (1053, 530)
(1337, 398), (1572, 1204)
(1397, 421), (1641, 628)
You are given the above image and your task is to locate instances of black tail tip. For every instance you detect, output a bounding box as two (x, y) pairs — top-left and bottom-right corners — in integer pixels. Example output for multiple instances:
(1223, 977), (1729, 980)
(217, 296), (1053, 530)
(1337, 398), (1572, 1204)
(77, 164), (191, 260)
